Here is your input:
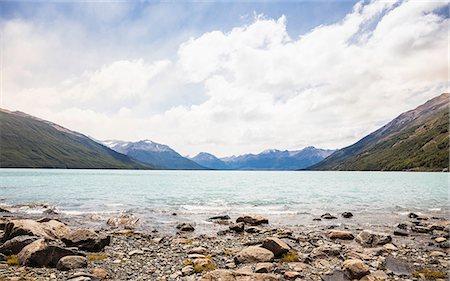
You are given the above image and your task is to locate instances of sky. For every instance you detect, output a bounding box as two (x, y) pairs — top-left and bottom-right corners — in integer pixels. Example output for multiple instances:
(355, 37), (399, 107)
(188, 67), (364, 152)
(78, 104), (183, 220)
(1, 0), (448, 157)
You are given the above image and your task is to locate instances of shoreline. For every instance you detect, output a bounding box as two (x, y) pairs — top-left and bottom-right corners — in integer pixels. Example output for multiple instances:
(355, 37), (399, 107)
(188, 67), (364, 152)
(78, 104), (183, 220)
(0, 207), (449, 280)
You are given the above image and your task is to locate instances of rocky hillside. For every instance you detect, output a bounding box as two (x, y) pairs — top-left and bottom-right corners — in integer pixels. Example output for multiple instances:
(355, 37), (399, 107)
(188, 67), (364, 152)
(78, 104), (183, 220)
(0, 109), (152, 169)
(310, 93), (449, 171)
(103, 140), (207, 170)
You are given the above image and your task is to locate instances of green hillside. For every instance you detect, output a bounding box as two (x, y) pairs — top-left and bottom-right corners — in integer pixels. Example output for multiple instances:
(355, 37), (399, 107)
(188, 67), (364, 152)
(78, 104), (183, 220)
(0, 110), (153, 169)
(310, 93), (449, 171)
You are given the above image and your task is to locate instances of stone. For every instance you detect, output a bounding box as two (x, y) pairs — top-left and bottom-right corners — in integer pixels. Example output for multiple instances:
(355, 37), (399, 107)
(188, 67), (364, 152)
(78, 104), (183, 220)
(106, 214), (139, 229)
(17, 239), (82, 267)
(310, 244), (342, 258)
(0, 253), (6, 261)
(201, 269), (281, 280)
(129, 250), (144, 256)
(170, 271), (182, 279)
(328, 230), (354, 240)
(321, 270), (350, 281)
(430, 251), (445, 257)
(383, 243), (397, 251)
(245, 226), (261, 233)
(56, 255), (88, 271)
(342, 259), (370, 279)
(408, 212), (419, 219)
(236, 215), (268, 226)
(355, 230), (392, 246)
(341, 212), (353, 218)
(68, 277), (91, 281)
(261, 237), (290, 257)
(236, 265), (253, 274)
(287, 262), (310, 271)
(235, 246), (274, 263)
(254, 262), (274, 273)
(209, 215), (231, 220)
(182, 265), (194, 276)
(91, 267), (109, 279)
(229, 222), (245, 233)
(435, 237), (447, 243)
(384, 255), (413, 276)
(321, 213), (337, 219)
(284, 271), (301, 279)
(0, 207), (11, 213)
(61, 229), (111, 252)
(189, 247), (208, 254)
(393, 229), (408, 236)
(3, 219), (69, 241)
(411, 225), (431, 233)
(176, 223), (195, 232)
(0, 235), (38, 255)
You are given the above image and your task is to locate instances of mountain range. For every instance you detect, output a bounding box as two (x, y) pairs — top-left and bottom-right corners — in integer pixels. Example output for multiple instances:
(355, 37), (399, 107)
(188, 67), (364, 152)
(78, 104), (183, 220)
(1, 93), (448, 171)
(310, 93), (449, 171)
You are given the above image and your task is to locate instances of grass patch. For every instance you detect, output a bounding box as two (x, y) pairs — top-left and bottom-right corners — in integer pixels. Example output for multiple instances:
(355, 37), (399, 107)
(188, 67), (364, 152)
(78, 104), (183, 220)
(87, 253), (108, 261)
(223, 250), (231, 256)
(280, 250), (299, 263)
(193, 262), (216, 273)
(412, 269), (445, 280)
(6, 255), (19, 266)
(183, 260), (193, 266)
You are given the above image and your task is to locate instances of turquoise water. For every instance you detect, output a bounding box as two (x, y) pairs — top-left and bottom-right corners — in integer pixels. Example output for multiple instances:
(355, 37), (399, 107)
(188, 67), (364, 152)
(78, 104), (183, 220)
(0, 169), (448, 232)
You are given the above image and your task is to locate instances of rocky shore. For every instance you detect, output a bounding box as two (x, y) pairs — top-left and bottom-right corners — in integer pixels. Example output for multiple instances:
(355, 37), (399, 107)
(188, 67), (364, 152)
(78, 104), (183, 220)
(0, 208), (449, 281)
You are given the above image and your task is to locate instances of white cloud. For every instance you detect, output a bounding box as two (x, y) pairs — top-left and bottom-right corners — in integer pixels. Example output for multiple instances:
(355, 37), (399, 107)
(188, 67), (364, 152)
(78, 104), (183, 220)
(1, 0), (448, 157)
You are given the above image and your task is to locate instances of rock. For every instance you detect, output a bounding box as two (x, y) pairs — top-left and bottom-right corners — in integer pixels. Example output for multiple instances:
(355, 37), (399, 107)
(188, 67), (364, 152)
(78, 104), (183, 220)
(287, 262), (310, 271)
(393, 229), (408, 236)
(188, 253), (206, 259)
(0, 207), (11, 213)
(106, 214), (139, 229)
(313, 218), (322, 221)
(261, 237), (290, 257)
(342, 259), (370, 279)
(3, 219), (69, 241)
(176, 223), (195, 232)
(328, 231), (354, 240)
(91, 267), (109, 279)
(189, 247), (208, 254)
(321, 213), (337, 219)
(235, 246), (274, 263)
(245, 226), (261, 233)
(201, 269), (281, 280)
(0, 253), (6, 261)
(430, 251), (445, 257)
(56, 255), (88, 271)
(43, 208), (58, 215)
(321, 270), (350, 281)
(310, 244), (342, 258)
(209, 215), (231, 220)
(68, 277), (91, 281)
(229, 222), (245, 233)
(61, 229), (111, 252)
(355, 230), (392, 246)
(341, 212), (353, 218)
(411, 225), (430, 233)
(384, 255), (413, 276)
(129, 250), (144, 256)
(435, 237), (447, 243)
(254, 262), (274, 273)
(17, 239), (82, 267)
(383, 243), (397, 251)
(236, 265), (253, 274)
(284, 271), (301, 279)
(0, 235), (38, 255)
(170, 271), (182, 279)
(360, 270), (389, 281)
(182, 265), (194, 276)
(408, 212), (419, 219)
(236, 215), (268, 226)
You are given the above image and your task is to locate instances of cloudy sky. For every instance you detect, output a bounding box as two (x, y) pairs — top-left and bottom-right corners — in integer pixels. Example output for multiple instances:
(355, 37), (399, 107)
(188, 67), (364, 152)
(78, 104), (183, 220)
(1, 0), (448, 157)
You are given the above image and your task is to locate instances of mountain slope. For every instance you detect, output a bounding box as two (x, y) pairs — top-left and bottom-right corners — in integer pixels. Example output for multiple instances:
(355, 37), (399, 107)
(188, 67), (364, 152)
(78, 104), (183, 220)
(190, 152), (230, 170)
(310, 93), (449, 171)
(0, 109), (152, 169)
(104, 140), (207, 170)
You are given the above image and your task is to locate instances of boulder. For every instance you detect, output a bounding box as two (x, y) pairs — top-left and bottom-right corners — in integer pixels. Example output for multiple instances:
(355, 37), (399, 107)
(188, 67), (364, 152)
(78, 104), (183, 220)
(229, 222), (245, 233)
(236, 215), (268, 226)
(106, 214), (139, 229)
(61, 229), (111, 252)
(284, 271), (301, 279)
(201, 269), (281, 280)
(355, 230), (391, 247)
(342, 259), (370, 279)
(56, 255), (88, 271)
(261, 237), (290, 257)
(321, 213), (337, 219)
(341, 212), (353, 218)
(0, 235), (38, 255)
(235, 246), (274, 263)
(176, 223), (195, 232)
(3, 219), (70, 242)
(327, 231), (354, 240)
(17, 239), (82, 267)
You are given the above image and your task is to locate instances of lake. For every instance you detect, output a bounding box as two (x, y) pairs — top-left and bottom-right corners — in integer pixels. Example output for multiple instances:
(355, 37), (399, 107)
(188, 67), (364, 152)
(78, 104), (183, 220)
(0, 169), (448, 233)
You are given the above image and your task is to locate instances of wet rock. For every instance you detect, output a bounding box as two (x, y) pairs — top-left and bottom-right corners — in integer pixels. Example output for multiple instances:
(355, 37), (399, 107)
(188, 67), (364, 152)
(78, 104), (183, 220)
(342, 259), (370, 279)
(106, 214), (139, 229)
(254, 262), (274, 273)
(341, 212), (353, 218)
(0, 235), (38, 255)
(17, 239), (82, 267)
(236, 215), (268, 226)
(408, 212), (419, 219)
(321, 213), (337, 220)
(56, 255), (88, 271)
(229, 222), (245, 233)
(321, 270), (350, 281)
(328, 230), (354, 240)
(235, 246), (274, 263)
(355, 230), (392, 246)
(384, 255), (413, 276)
(176, 223), (195, 232)
(0, 207), (11, 213)
(3, 219), (70, 241)
(201, 269), (281, 280)
(61, 229), (111, 252)
(91, 267), (109, 279)
(261, 237), (290, 257)
(209, 215), (231, 220)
